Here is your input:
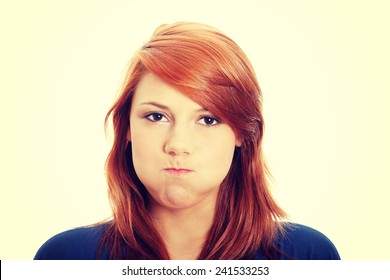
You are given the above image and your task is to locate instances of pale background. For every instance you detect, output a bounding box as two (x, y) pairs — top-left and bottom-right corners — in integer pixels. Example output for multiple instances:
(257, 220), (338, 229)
(1, 0), (389, 259)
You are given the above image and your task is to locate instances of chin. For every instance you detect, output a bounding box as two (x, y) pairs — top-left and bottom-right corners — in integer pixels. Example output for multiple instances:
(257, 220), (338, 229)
(162, 198), (193, 210)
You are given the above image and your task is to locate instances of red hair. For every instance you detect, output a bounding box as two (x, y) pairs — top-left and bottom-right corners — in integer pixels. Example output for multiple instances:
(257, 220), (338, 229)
(101, 22), (286, 259)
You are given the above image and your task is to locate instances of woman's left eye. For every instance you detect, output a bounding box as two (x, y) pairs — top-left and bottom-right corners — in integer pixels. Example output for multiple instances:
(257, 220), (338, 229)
(198, 116), (220, 126)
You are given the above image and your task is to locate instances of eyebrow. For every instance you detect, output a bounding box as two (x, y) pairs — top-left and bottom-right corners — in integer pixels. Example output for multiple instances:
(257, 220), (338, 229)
(140, 102), (169, 110)
(140, 101), (208, 113)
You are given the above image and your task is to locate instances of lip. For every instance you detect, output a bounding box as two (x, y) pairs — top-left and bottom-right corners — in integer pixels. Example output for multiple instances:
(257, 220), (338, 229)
(163, 168), (193, 175)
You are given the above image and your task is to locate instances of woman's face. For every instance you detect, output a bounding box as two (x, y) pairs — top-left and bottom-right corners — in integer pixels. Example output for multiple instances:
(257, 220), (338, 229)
(129, 72), (240, 212)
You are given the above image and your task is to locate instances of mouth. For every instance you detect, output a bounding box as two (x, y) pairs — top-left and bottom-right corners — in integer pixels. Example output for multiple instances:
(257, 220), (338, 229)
(163, 168), (193, 175)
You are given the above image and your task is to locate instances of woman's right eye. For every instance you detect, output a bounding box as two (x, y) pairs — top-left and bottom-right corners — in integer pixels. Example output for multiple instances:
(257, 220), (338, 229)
(145, 113), (168, 122)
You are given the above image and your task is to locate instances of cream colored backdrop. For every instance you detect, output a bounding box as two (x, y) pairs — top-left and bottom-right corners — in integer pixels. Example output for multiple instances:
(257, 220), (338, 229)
(1, 0), (389, 259)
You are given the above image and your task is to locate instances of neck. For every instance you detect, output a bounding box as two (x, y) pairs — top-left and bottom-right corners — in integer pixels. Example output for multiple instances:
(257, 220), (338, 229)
(150, 202), (215, 260)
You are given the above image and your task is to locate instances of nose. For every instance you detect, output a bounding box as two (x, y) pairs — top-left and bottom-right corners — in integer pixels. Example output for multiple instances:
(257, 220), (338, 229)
(164, 124), (193, 156)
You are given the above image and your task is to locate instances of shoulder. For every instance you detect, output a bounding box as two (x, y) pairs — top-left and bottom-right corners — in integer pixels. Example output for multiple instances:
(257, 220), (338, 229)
(34, 224), (109, 260)
(255, 223), (340, 260)
(277, 223), (340, 260)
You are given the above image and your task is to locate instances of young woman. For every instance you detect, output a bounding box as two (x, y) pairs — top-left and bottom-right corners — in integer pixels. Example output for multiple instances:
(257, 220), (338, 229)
(35, 22), (340, 260)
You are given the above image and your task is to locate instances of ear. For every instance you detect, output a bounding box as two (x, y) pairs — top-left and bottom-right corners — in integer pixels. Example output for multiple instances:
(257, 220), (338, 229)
(235, 137), (242, 147)
(126, 127), (131, 142)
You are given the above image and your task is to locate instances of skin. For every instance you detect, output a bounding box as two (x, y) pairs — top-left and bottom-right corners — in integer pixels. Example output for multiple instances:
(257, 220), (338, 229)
(128, 72), (241, 259)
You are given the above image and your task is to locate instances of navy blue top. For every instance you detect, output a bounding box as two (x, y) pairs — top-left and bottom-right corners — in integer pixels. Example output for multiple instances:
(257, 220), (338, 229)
(34, 223), (340, 260)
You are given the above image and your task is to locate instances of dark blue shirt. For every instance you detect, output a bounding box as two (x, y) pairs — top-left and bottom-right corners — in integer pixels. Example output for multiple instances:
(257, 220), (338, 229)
(34, 223), (340, 260)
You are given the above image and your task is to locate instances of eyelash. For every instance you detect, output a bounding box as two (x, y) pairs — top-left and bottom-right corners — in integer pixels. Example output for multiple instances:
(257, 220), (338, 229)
(144, 113), (220, 126)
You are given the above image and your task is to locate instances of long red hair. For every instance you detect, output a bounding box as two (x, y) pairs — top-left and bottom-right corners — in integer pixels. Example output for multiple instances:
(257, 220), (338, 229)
(101, 22), (286, 259)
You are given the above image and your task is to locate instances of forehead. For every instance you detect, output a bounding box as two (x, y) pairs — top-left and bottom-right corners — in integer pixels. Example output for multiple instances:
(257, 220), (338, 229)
(132, 72), (203, 110)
